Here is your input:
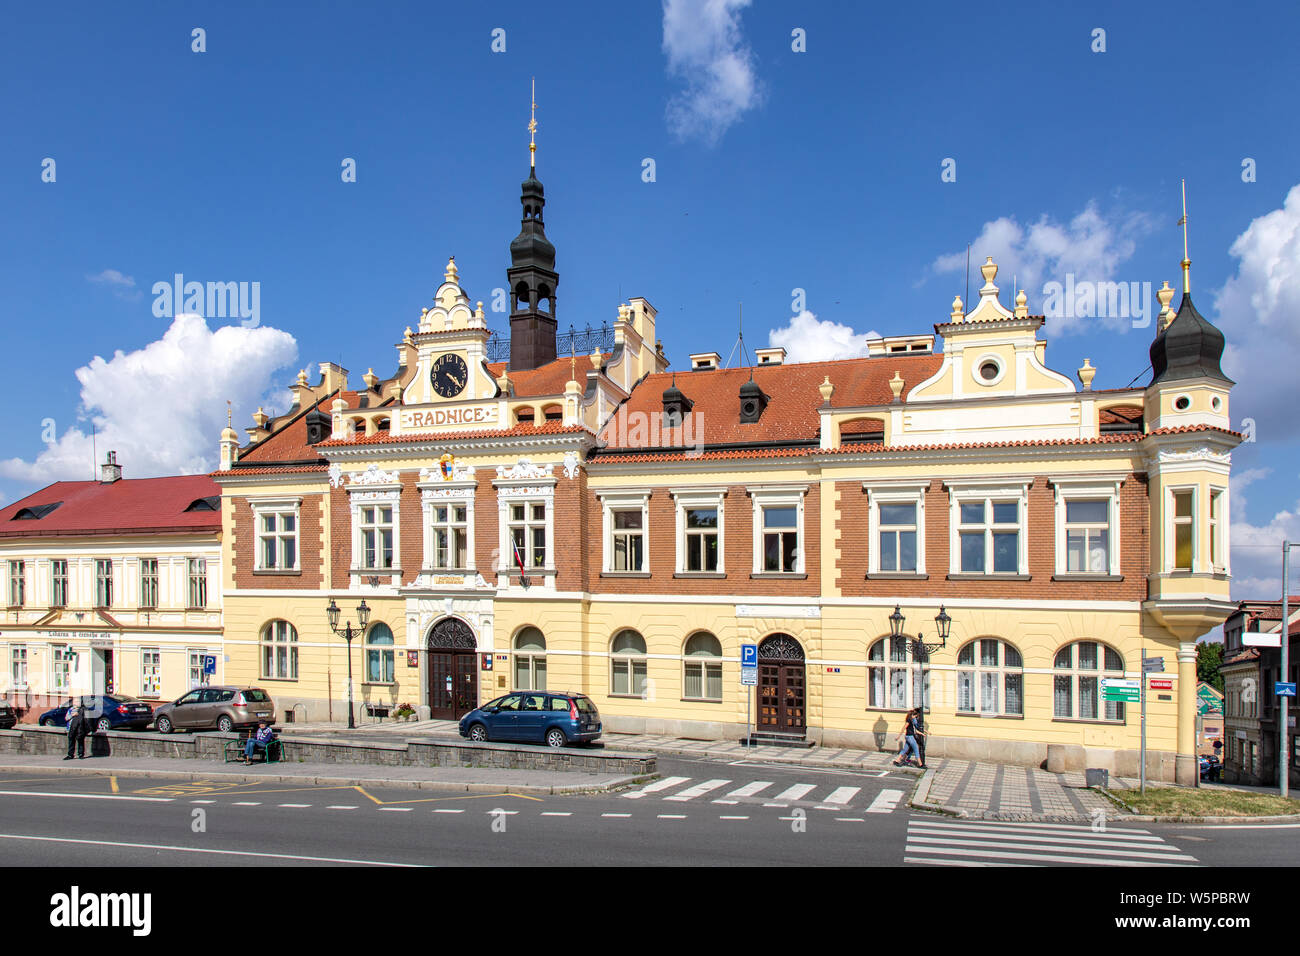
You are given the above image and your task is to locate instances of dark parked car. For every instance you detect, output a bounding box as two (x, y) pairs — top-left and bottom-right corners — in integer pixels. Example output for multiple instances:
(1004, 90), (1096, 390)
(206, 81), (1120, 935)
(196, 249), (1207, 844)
(1199, 755), (1222, 782)
(38, 695), (154, 732)
(459, 691), (602, 748)
(0, 701), (16, 729)
(152, 686), (275, 734)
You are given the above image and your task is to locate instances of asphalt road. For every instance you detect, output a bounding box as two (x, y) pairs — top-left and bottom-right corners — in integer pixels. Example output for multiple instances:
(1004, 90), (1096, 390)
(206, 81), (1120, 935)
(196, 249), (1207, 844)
(0, 758), (1295, 867)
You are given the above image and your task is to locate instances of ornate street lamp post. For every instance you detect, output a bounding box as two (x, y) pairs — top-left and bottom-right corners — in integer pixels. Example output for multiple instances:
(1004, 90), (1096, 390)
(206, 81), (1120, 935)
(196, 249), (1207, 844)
(326, 598), (370, 729)
(889, 604), (953, 662)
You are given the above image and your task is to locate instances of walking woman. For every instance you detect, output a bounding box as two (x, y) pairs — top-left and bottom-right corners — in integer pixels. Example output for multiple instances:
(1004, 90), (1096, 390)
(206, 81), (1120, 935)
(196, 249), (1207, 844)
(892, 708), (921, 767)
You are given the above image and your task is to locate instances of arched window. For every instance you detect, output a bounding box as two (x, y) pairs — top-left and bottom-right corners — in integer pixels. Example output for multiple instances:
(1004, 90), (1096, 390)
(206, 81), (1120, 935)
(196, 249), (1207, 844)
(365, 622), (395, 684)
(867, 637), (928, 711)
(514, 406), (535, 426)
(513, 627), (547, 691)
(1054, 641), (1126, 721)
(683, 632), (722, 702)
(956, 639), (1023, 716)
(261, 620), (298, 680)
(610, 629), (647, 697)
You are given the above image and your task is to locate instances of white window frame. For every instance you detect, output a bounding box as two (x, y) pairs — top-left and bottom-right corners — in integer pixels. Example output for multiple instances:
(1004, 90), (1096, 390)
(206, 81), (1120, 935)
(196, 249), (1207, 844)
(956, 639), (1024, 717)
(1052, 641), (1126, 723)
(671, 487), (726, 575)
(348, 485), (401, 581)
(1209, 485), (1228, 574)
(11, 644), (28, 691)
(50, 559), (68, 607)
(513, 627), (547, 691)
(866, 637), (930, 711)
(610, 629), (648, 698)
(865, 482), (928, 575)
(682, 632), (723, 702)
(7, 560), (23, 608)
(946, 481), (1030, 576)
(598, 491), (651, 573)
(1167, 485), (1198, 573)
(419, 476), (476, 573)
(141, 647), (162, 698)
(94, 559), (113, 608)
(51, 644), (74, 695)
(261, 620), (299, 681)
(139, 558), (159, 609)
(252, 498), (302, 572)
(1050, 477), (1123, 576)
(188, 649), (205, 689)
(187, 557), (208, 609)
(495, 474), (557, 587)
(364, 622), (396, 685)
(748, 486), (808, 575)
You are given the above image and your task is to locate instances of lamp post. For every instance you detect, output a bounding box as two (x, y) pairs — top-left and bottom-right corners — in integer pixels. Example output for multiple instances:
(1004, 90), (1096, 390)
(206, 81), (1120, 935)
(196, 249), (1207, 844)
(326, 598), (370, 730)
(889, 604), (953, 663)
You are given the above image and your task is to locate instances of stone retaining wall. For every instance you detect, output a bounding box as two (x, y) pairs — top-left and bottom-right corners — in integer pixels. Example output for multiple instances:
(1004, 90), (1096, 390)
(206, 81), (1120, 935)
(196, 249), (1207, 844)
(0, 728), (656, 776)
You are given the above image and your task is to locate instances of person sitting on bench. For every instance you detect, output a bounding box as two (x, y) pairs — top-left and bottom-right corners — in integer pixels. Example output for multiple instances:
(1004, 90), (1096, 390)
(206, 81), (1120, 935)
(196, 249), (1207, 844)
(243, 720), (276, 764)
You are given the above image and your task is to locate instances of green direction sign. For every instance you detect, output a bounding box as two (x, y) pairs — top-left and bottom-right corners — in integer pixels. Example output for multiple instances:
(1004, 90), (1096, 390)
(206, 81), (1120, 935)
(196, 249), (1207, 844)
(1197, 683), (1224, 716)
(1102, 678), (1141, 703)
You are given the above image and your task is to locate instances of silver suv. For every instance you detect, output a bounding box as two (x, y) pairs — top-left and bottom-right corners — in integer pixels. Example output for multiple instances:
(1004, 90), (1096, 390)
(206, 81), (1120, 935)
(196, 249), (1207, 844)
(153, 686), (276, 734)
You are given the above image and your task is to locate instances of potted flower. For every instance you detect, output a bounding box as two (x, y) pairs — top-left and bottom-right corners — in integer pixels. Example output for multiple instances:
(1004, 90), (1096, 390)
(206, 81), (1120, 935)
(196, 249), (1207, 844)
(393, 702), (416, 722)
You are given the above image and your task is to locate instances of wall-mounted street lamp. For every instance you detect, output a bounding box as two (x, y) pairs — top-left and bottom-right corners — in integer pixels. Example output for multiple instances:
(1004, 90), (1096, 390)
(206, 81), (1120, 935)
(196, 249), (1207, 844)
(326, 598), (370, 730)
(889, 604), (953, 662)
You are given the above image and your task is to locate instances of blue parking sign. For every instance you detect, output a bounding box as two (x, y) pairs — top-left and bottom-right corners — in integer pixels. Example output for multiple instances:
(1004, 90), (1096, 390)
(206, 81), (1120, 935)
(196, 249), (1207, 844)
(741, 644), (757, 666)
(202, 655), (217, 675)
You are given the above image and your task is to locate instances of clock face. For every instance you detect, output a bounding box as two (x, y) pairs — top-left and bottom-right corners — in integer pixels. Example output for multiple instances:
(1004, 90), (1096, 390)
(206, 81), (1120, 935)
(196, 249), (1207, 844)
(431, 353), (468, 398)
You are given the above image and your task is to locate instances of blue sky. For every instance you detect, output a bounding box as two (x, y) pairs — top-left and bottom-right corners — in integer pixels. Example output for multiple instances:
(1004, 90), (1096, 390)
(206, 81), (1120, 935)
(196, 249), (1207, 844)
(1, 0), (1298, 599)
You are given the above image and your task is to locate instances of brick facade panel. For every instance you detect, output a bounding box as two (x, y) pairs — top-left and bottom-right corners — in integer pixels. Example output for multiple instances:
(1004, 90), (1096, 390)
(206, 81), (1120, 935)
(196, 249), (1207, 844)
(231, 493), (324, 589)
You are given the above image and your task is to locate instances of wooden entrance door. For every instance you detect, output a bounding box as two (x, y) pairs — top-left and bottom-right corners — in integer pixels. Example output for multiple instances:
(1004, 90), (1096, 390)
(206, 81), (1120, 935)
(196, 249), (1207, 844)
(427, 618), (478, 720)
(756, 634), (806, 734)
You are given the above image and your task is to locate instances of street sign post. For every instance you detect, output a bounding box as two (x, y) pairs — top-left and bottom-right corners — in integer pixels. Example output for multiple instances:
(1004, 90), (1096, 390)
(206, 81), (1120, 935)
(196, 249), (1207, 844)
(1277, 682), (1297, 698)
(1142, 657), (1164, 673)
(741, 644), (757, 747)
(1141, 648), (1151, 794)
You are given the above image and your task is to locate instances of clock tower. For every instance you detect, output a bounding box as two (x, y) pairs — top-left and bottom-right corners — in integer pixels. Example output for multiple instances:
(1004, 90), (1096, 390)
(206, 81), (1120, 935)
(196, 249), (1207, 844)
(507, 83), (559, 372)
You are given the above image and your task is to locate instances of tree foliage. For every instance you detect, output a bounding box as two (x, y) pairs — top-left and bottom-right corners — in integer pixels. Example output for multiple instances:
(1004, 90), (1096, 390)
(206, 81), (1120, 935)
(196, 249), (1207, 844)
(1197, 641), (1225, 692)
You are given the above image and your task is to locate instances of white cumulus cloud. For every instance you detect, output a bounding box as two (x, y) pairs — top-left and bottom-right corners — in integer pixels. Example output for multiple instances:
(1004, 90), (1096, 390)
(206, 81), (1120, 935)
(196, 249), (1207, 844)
(768, 310), (881, 363)
(0, 314), (297, 486)
(88, 268), (143, 300)
(1214, 183), (1300, 443)
(1226, 467), (1300, 602)
(662, 0), (762, 146)
(930, 202), (1155, 333)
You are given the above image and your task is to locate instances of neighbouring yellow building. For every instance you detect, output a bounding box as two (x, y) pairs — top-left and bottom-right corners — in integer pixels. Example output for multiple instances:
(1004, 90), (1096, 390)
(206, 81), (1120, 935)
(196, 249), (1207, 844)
(212, 138), (1238, 784)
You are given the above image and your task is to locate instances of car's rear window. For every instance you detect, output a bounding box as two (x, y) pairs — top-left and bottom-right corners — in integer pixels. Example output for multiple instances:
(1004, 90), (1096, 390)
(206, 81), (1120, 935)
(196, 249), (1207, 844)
(547, 697), (571, 711)
(242, 689), (271, 702)
(573, 697), (597, 713)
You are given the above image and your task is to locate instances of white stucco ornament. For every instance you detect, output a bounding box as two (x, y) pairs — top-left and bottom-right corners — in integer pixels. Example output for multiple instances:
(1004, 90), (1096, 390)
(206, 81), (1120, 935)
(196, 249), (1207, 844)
(562, 451), (580, 479)
(328, 463), (344, 488)
(496, 458), (553, 480)
(348, 463), (401, 485)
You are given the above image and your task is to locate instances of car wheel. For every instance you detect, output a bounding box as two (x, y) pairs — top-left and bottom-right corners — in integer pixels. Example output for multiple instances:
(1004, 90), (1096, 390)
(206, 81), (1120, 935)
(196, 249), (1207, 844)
(96, 717), (111, 733)
(156, 715), (172, 734)
(40, 716), (52, 727)
(468, 723), (489, 742)
(217, 715), (234, 733)
(545, 728), (567, 749)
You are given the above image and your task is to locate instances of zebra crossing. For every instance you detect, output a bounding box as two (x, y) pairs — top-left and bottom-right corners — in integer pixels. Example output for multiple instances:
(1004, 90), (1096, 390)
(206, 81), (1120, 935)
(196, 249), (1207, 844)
(622, 776), (905, 813)
(904, 819), (1200, 867)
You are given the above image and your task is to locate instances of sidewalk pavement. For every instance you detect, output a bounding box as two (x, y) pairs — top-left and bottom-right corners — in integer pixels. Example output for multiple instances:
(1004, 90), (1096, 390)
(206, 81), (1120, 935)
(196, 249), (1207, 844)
(0, 752), (640, 795)
(284, 718), (1134, 822)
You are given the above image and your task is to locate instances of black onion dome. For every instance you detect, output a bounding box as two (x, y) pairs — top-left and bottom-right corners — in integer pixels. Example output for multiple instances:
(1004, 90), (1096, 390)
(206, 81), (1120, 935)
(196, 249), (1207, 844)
(1150, 293), (1233, 386)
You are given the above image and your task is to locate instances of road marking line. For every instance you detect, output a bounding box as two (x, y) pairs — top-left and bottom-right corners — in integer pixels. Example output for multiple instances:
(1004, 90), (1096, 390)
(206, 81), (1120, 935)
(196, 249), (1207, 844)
(432, 809), (464, 814)
(822, 786), (861, 806)
(541, 812), (572, 817)
(279, 803), (311, 808)
(909, 823), (1167, 846)
(905, 836), (1198, 863)
(601, 813), (631, 818)
(763, 803), (786, 807)
(657, 814), (687, 819)
(191, 800), (216, 804)
(0, 789), (172, 803)
(904, 856), (1026, 867)
(110, 776), (118, 794)
(713, 799), (739, 805)
(233, 802), (262, 806)
(866, 788), (904, 814)
(378, 807), (413, 812)
(0, 832), (421, 866)
(666, 779), (731, 802)
(835, 817), (865, 822)
(623, 775), (691, 799)
(772, 783), (815, 802)
(727, 781), (773, 798)
(327, 805), (358, 810)
(486, 810), (519, 815)
(719, 815), (749, 820)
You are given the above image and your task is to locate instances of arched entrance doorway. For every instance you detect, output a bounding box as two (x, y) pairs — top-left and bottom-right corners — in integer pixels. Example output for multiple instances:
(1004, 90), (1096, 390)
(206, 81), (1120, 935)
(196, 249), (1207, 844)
(757, 634), (806, 734)
(427, 617), (478, 720)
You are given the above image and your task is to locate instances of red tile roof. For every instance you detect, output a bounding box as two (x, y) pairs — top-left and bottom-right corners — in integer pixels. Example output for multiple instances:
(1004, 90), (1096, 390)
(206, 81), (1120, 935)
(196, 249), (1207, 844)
(318, 421), (591, 448)
(600, 354), (943, 450)
(486, 354), (611, 398)
(0, 475), (221, 537)
(1098, 404), (1143, 426)
(214, 465), (331, 478)
(238, 390), (358, 464)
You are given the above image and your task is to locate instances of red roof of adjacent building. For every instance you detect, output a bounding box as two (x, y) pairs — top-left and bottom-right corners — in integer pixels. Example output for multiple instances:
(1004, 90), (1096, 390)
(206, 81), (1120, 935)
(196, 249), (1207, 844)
(486, 354), (613, 399)
(317, 421), (591, 448)
(237, 390), (358, 465)
(0, 475), (221, 537)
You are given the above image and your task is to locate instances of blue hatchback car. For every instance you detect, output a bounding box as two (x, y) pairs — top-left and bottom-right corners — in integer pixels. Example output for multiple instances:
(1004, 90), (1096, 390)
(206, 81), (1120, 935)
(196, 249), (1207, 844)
(38, 695), (154, 732)
(459, 691), (602, 748)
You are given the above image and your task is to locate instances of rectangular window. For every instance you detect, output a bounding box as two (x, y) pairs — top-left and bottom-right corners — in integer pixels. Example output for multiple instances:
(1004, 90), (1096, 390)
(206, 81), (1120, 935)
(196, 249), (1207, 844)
(879, 503), (917, 572)
(611, 509), (645, 571)
(7, 561), (23, 607)
(51, 560), (68, 607)
(761, 505), (799, 573)
(1065, 499), (1111, 572)
(189, 650), (204, 689)
(141, 648), (162, 697)
(360, 505), (394, 570)
(1173, 490), (1194, 571)
(1209, 489), (1224, 570)
(684, 660), (723, 701)
(95, 559), (113, 608)
(685, 507), (719, 571)
(10, 645), (27, 690)
(959, 499), (1020, 573)
(51, 645), (73, 694)
(139, 558), (159, 609)
(508, 502), (547, 569)
(257, 508), (298, 571)
(431, 504), (468, 569)
(187, 558), (207, 609)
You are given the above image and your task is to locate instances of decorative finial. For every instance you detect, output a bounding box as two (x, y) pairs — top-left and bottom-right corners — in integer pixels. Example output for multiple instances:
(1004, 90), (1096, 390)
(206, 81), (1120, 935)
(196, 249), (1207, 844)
(1077, 358), (1096, 391)
(1156, 280), (1176, 332)
(226, 400), (232, 427)
(1014, 288), (1028, 319)
(819, 375), (834, 405)
(253, 406), (269, 427)
(980, 256), (998, 286)
(364, 368), (379, 390)
(1178, 179), (1191, 294)
(888, 371), (905, 402)
(444, 256), (458, 283)
(951, 295), (964, 322)
(296, 369), (308, 386)
(528, 77), (537, 169)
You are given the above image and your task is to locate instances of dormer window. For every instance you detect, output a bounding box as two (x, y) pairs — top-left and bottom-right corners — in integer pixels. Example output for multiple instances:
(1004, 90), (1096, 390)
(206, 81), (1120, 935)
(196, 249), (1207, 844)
(739, 378), (768, 424)
(304, 406), (331, 445)
(13, 502), (61, 520)
(185, 497), (220, 512)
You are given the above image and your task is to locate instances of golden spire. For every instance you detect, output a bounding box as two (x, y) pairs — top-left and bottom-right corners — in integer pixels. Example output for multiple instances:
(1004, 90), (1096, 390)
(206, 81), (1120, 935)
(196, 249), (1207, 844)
(226, 400), (232, 428)
(528, 77), (537, 169)
(1178, 178), (1191, 294)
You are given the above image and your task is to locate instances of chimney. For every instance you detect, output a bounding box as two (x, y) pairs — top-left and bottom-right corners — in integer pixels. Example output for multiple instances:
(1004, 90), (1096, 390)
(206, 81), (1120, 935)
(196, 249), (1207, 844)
(689, 352), (721, 371)
(100, 451), (122, 483)
(755, 347), (786, 366)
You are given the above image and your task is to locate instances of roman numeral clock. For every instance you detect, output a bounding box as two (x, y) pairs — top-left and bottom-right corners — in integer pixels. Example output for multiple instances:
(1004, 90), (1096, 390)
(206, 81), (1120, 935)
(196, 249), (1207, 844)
(431, 353), (468, 399)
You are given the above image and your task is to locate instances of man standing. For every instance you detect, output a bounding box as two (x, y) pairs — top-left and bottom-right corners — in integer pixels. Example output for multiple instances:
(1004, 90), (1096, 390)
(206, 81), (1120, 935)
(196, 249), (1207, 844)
(64, 699), (87, 760)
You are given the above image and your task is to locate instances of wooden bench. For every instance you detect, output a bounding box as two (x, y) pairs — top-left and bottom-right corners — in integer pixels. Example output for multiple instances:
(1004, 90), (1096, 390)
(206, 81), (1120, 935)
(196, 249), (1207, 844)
(224, 733), (284, 764)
